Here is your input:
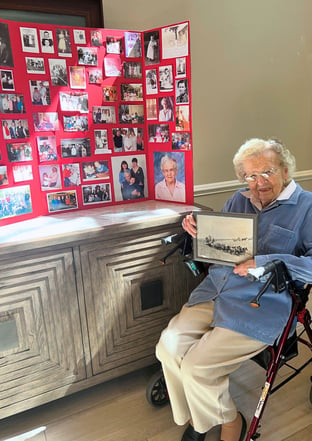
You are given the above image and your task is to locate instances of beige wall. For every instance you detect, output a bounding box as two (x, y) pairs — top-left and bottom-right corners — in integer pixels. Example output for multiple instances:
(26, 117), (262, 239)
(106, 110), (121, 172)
(103, 0), (312, 210)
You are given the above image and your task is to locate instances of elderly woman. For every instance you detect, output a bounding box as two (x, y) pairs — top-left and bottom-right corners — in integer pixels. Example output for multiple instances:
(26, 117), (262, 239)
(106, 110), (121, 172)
(156, 138), (312, 441)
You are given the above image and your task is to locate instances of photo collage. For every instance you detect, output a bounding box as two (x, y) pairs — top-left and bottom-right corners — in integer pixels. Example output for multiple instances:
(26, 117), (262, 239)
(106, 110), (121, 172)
(0, 19), (192, 224)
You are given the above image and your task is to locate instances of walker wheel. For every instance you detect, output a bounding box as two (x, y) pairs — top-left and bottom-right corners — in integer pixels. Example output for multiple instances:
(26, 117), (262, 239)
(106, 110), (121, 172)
(146, 370), (169, 407)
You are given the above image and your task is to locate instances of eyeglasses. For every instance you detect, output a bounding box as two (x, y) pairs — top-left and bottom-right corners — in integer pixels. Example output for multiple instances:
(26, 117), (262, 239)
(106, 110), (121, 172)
(244, 167), (279, 182)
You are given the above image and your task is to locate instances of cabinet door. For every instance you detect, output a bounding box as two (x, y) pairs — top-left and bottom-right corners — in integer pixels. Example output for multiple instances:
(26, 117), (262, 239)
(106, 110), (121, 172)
(0, 248), (86, 419)
(80, 227), (199, 376)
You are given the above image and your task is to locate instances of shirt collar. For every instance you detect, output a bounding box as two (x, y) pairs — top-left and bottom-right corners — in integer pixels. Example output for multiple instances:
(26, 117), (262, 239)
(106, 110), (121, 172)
(241, 179), (296, 210)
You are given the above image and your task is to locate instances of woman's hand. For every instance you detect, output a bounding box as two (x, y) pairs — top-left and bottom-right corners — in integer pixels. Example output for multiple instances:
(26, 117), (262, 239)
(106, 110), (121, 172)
(182, 213), (197, 238)
(233, 259), (256, 277)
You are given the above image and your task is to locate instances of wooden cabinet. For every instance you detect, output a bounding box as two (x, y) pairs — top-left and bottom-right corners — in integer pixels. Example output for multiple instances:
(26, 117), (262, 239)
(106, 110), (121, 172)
(0, 201), (201, 419)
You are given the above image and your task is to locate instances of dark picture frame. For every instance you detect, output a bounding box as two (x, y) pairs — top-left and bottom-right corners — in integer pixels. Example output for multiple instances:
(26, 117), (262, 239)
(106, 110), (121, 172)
(193, 211), (258, 266)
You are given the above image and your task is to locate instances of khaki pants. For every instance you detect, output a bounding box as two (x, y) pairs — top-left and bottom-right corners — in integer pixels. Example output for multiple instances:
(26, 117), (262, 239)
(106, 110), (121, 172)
(155, 302), (267, 433)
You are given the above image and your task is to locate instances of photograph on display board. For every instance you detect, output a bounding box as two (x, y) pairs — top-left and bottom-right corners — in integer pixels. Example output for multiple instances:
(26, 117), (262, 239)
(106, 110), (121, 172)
(2, 119), (29, 139)
(13, 165), (33, 183)
(145, 69), (157, 95)
(56, 29), (71, 57)
(118, 104), (144, 124)
(123, 62), (142, 79)
(124, 32), (142, 58)
(20, 27), (39, 53)
(82, 183), (111, 205)
(63, 115), (88, 132)
(104, 56), (122, 77)
(154, 152), (186, 203)
(60, 91), (88, 113)
(37, 135), (57, 161)
(29, 80), (51, 105)
(143, 31), (160, 65)
(176, 57), (186, 77)
(0, 185), (32, 219)
(175, 105), (190, 131)
(33, 112), (59, 131)
(172, 132), (191, 150)
(73, 29), (86, 45)
(61, 138), (91, 158)
(25, 57), (45, 74)
(161, 22), (189, 59)
(158, 96), (174, 122)
(92, 105), (116, 124)
(47, 190), (78, 213)
(1, 69), (14, 90)
(88, 68), (102, 84)
(106, 36), (123, 54)
(146, 98), (157, 120)
(69, 66), (86, 89)
(103, 85), (118, 102)
(0, 23), (14, 67)
(39, 164), (62, 190)
(175, 78), (189, 104)
(94, 129), (111, 154)
(81, 160), (109, 180)
(62, 163), (81, 187)
(111, 154), (147, 202)
(159, 65), (173, 92)
(0, 93), (25, 113)
(90, 30), (103, 47)
(7, 142), (32, 162)
(148, 123), (169, 142)
(40, 30), (54, 53)
(0, 166), (8, 186)
(112, 127), (143, 153)
(120, 83), (143, 101)
(48, 58), (68, 86)
(77, 47), (97, 65)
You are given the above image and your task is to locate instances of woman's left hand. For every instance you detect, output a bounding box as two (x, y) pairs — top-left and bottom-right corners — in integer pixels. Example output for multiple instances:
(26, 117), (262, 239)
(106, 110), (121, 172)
(233, 259), (256, 277)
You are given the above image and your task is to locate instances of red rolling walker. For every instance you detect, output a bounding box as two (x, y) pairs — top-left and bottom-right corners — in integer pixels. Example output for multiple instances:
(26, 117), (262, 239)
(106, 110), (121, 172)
(146, 234), (312, 441)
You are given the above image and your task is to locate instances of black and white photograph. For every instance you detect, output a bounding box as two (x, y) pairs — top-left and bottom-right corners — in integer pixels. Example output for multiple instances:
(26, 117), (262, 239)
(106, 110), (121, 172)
(26, 57), (45, 74)
(106, 36), (123, 54)
(0, 22), (14, 67)
(120, 83), (143, 101)
(90, 30), (103, 47)
(92, 105), (116, 124)
(158, 96), (174, 122)
(118, 104), (144, 124)
(0, 93), (25, 113)
(29, 80), (51, 105)
(37, 135), (57, 161)
(159, 65), (173, 91)
(40, 30), (54, 53)
(176, 57), (186, 77)
(172, 132), (191, 150)
(0, 69), (14, 90)
(123, 61), (142, 79)
(81, 160), (109, 180)
(148, 124), (169, 142)
(94, 129), (111, 154)
(2, 119), (29, 139)
(0, 185), (32, 219)
(111, 154), (147, 202)
(56, 29), (71, 57)
(193, 211), (257, 266)
(175, 78), (189, 104)
(0, 165), (8, 185)
(143, 31), (160, 66)
(20, 27), (39, 53)
(82, 183), (111, 205)
(145, 69), (157, 94)
(77, 47), (98, 65)
(62, 163), (81, 187)
(48, 58), (68, 86)
(124, 32), (142, 58)
(73, 29), (86, 45)
(162, 22), (189, 59)
(63, 115), (88, 132)
(12, 165), (33, 182)
(60, 91), (88, 113)
(33, 112), (59, 131)
(7, 142), (32, 162)
(39, 164), (62, 190)
(61, 138), (91, 158)
(47, 190), (78, 213)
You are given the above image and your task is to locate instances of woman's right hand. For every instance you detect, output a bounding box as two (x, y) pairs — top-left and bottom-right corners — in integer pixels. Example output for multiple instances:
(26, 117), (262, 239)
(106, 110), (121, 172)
(182, 213), (197, 238)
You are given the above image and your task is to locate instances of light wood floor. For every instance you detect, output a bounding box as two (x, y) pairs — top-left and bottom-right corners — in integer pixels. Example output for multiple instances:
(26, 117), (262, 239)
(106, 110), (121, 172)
(0, 336), (311, 441)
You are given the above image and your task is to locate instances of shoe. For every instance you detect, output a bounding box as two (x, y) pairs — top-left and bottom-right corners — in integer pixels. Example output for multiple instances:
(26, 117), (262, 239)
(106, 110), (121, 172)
(220, 411), (247, 441)
(181, 423), (207, 441)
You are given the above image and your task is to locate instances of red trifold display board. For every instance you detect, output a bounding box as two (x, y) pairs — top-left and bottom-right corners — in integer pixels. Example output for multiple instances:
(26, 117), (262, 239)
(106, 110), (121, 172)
(0, 19), (193, 226)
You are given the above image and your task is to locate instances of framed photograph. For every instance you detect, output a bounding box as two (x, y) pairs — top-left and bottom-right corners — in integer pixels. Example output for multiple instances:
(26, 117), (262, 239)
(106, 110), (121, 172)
(193, 211), (258, 266)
